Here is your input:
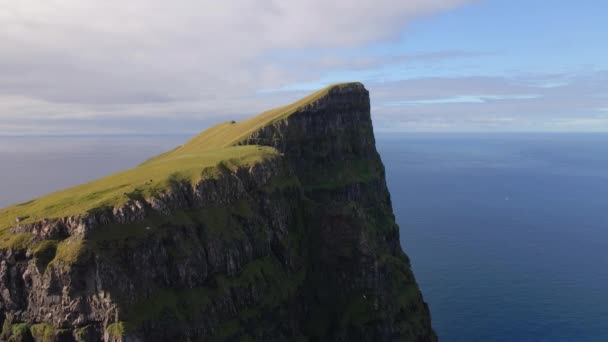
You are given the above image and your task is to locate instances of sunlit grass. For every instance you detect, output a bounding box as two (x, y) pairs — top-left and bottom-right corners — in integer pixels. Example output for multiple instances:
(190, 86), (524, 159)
(0, 146), (278, 229)
(0, 82), (357, 231)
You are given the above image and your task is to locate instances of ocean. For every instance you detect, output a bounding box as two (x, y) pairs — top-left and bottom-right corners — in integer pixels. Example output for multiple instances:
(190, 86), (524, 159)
(1, 133), (607, 341)
(380, 133), (608, 342)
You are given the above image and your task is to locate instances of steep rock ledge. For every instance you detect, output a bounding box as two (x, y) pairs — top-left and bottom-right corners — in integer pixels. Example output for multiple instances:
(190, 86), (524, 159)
(0, 82), (436, 341)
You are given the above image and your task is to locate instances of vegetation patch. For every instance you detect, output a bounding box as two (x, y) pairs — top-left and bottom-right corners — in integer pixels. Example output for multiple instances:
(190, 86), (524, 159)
(262, 175), (301, 193)
(50, 238), (89, 268)
(210, 319), (240, 342)
(122, 287), (213, 330)
(301, 158), (379, 192)
(88, 201), (255, 253)
(340, 294), (377, 328)
(121, 255), (303, 332)
(1, 320), (11, 340)
(0, 231), (32, 250)
(0, 145), (280, 230)
(88, 215), (168, 247)
(32, 240), (59, 271)
(30, 323), (55, 342)
(198, 206), (249, 241)
(10, 323), (31, 341)
(106, 322), (128, 338)
(379, 253), (420, 310)
(166, 83), (361, 153)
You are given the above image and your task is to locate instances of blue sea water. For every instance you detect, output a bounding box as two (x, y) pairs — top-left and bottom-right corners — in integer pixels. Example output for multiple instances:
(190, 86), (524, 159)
(0, 133), (607, 341)
(379, 133), (608, 342)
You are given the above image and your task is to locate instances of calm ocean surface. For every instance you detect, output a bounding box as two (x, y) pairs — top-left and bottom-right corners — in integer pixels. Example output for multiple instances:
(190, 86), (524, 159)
(1, 133), (607, 341)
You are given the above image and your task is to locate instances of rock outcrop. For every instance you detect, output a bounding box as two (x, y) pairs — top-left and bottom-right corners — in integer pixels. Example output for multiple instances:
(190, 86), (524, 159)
(0, 83), (436, 341)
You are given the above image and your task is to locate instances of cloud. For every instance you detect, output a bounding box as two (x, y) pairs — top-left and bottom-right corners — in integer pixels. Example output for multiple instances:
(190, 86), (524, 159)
(369, 71), (608, 132)
(383, 94), (541, 105)
(0, 0), (473, 135)
(2, 1), (605, 134)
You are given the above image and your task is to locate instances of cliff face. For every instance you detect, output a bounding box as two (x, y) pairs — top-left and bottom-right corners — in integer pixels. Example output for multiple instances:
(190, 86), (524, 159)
(0, 83), (436, 341)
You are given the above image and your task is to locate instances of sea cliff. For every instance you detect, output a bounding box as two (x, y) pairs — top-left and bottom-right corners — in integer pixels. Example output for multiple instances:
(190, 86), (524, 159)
(0, 83), (436, 341)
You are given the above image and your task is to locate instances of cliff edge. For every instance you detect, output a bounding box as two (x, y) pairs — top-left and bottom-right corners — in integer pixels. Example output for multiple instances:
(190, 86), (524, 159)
(0, 83), (436, 341)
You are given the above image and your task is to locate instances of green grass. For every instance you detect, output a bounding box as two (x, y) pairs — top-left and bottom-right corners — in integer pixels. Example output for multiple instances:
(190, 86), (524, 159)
(10, 323), (31, 341)
(50, 238), (89, 268)
(32, 240), (58, 270)
(121, 255), (303, 331)
(0, 83), (358, 240)
(30, 323), (55, 342)
(125, 287), (212, 327)
(0, 82), (357, 234)
(0, 145), (278, 230)
(301, 157), (380, 192)
(86, 199), (256, 253)
(147, 82), (362, 158)
(106, 322), (127, 338)
(0, 231), (32, 250)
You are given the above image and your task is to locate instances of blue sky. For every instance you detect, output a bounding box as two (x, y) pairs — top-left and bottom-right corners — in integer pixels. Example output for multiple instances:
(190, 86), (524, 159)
(1, 0), (606, 134)
(276, 1), (607, 83)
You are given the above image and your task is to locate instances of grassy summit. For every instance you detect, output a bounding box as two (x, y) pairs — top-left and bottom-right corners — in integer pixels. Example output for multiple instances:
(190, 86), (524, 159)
(144, 82), (360, 160)
(0, 82), (359, 230)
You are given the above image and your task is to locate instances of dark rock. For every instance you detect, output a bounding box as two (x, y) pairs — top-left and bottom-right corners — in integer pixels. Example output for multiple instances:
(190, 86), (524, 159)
(0, 83), (436, 341)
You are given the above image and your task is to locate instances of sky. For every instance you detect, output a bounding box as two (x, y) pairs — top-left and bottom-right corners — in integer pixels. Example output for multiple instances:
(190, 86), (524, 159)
(0, 0), (607, 135)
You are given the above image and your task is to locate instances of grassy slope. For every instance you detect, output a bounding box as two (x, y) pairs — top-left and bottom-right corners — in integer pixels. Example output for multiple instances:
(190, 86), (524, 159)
(0, 146), (279, 230)
(143, 82), (359, 161)
(0, 82), (358, 231)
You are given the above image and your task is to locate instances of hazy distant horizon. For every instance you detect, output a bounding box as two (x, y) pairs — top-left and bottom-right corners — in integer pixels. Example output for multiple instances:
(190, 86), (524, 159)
(2, 131), (607, 207)
(3, 130), (608, 138)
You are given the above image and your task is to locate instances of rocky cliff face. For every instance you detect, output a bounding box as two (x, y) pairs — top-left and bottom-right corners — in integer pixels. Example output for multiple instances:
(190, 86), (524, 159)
(0, 83), (436, 341)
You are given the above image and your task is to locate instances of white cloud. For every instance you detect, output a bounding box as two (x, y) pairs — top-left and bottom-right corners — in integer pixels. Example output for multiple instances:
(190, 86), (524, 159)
(0, 0), (472, 134)
(370, 71), (608, 132)
(383, 94), (541, 105)
(2, 1), (605, 134)
(0, 0), (465, 102)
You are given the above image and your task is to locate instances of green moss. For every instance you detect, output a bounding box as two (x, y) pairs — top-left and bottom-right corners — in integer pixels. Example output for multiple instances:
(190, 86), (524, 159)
(262, 175), (301, 193)
(30, 323), (54, 342)
(88, 205), (247, 247)
(50, 238), (88, 268)
(10, 323), (31, 341)
(366, 206), (399, 234)
(86, 202), (261, 263)
(211, 319), (240, 342)
(121, 255), (304, 332)
(198, 207), (246, 241)
(340, 294), (376, 328)
(123, 287), (213, 329)
(106, 322), (127, 338)
(73, 325), (94, 341)
(302, 158), (379, 192)
(0, 231), (32, 250)
(32, 240), (58, 270)
(232, 200), (254, 219)
(54, 329), (72, 340)
(379, 253), (420, 310)
(1, 320), (11, 340)
(89, 217), (164, 247)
